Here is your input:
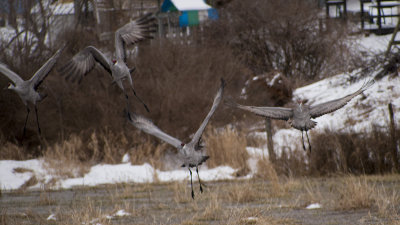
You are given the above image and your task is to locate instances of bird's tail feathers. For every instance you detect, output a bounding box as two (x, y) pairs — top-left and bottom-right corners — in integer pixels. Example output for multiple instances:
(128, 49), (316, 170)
(305, 120), (317, 130)
(199, 155), (210, 165)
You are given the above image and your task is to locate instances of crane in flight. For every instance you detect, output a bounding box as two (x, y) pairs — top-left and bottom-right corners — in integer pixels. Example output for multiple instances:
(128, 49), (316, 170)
(0, 47), (64, 140)
(127, 79), (225, 199)
(226, 80), (375, 152)
(60, 13), (156, 112)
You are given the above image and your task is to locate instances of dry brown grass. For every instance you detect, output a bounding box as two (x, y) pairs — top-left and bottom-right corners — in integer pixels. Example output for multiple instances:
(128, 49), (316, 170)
(17, 176), (38, 192)
(2, 176), (399, 224)
(335, 176), (377, 210)
(43, 134), (90, 180)
(334, 175), (400, 219)
(0, 142), (26, 160)
(204, 126), (249, 172)
(255, 158), (279, 181)
(66, 196), (112, 225)
(223, 180), (260, 203)
(129, 139), (169, 170)
(172, 181), (191, 204)
(197, 192), (224, 221)
(309, 126), (400, 175)
(225, 208), (296, 225)
(13, 167), (34, 173)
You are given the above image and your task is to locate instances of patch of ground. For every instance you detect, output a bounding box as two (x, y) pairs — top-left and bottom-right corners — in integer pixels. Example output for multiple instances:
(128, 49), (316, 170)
(1, 176), (399, 225)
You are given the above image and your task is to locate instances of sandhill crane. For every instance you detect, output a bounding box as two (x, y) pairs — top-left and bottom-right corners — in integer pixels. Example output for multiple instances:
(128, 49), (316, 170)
(226, 80), (375, 152)
(0, 47), (64, 139)
(127, 79), (225, 199)
(60, 13), (156, 112)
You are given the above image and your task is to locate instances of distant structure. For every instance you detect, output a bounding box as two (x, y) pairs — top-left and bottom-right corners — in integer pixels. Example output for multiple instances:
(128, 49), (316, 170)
(127, 79), (225, 199)
(226, 80), (375, 153)
(158, 0), (218, 38)
(0, 48), (63, 140)
(325, 0), (347, 19)
(360, 0), (400, 35)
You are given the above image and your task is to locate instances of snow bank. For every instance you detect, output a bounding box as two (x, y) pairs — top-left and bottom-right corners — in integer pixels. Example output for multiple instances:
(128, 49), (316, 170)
(0, 159), (238, 191)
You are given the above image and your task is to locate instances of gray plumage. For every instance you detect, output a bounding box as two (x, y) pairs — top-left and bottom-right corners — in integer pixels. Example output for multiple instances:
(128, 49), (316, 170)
(226, 79), (375, 152)
(128, 78), (225, 199)
(0, 47), (63, 138)
(60, 13), (156, 112)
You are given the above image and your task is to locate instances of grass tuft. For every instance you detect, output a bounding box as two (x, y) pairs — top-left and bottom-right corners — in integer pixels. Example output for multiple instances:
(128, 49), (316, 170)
(204, 126), (249, 172)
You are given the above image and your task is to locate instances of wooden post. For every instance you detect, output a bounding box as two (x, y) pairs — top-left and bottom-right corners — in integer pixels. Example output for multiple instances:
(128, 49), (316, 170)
(377, 0), (382, 31)
(360, 0), (365, 31)
(388, 103), (399, 172)
(265, 118), (276, 163)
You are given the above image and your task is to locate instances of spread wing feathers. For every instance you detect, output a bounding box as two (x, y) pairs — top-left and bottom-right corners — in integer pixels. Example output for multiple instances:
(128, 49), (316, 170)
(189, 78), (225, 149)
(30, 47), (64, 89)
(115, 13), (156, 61)
(0, 63), (24, 85)
(225, 98), (293, 121)
(309, 79), (375, 118)
(59, 46), (112, 83)
(127, 112), (182, 149)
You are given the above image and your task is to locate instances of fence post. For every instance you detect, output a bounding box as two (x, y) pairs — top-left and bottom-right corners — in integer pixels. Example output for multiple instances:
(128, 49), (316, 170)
(265, 118), (276, 163)
(388, 103), (399, 172)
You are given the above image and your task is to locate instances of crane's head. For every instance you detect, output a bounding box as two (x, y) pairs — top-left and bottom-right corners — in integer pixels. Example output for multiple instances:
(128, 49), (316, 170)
(296, 99), (307, 107)
(112, 59), (117, 65)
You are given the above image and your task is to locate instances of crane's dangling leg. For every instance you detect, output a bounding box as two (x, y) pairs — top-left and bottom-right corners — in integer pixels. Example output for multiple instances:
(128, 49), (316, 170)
(189, 168), (195, 199)
(34, 105), (41, 136)
(301, 131), (306, 151)
(131, 87), (150, 113)
(196, 166), (204, 193)
(22, 107), (30, 141)
(305, 131), (311, 153)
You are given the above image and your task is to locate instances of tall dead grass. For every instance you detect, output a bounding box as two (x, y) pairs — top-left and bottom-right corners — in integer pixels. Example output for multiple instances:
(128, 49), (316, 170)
(43, 134), (90, 179)
(128, 139), (169, 170)
(204, 126), (249, 172)
(335, 175), (400, 217)
(309, 126), (400, 175)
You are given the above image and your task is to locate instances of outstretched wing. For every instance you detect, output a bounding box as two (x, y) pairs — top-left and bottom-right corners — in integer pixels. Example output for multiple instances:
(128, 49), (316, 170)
(59, 46), (112, 83)
(30, 47), (64, 89)
(115, 13), (156, 62)
(189, 78), (225, 149)
(0, 63), (24, 86)
(225, 98), (293, 121)
(309, 80), (375, 118)
(127, 112), (182, 148)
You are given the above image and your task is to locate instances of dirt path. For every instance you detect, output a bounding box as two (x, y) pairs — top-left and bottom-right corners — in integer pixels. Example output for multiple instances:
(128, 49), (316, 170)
(1, 177), (399, 224)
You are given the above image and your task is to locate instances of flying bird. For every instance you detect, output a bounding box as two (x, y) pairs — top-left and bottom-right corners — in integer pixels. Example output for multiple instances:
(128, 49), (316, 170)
(127, 78), (225, 199)
(60, 13), (156, 112)
(0, 47), (64, 139)
(226, 80), (375, 152)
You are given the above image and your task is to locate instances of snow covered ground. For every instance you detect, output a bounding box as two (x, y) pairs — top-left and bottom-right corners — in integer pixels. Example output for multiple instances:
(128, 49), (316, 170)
(0, 158), (239, 190)
(0, 31), (399, 192)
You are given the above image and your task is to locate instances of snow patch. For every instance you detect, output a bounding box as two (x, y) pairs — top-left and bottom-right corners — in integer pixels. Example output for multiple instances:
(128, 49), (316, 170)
(306, 203), (322, 209)
(47, 214), (57, 221)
